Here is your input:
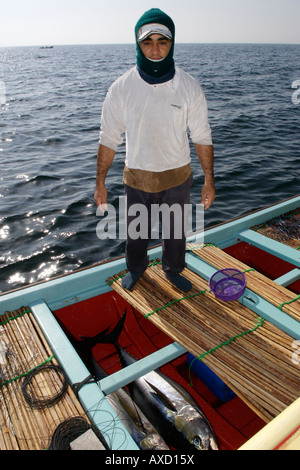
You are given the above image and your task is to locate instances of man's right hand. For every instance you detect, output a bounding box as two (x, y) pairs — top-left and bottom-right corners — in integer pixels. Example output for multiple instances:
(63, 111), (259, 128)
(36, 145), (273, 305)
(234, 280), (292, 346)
(94, 184), (108, 213)
(94, 145), (116, 213)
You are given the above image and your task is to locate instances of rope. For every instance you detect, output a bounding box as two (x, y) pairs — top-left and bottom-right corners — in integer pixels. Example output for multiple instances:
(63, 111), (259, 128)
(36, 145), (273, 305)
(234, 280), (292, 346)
(0, 308), (31, 326)
(73, 374), (97, 397)
(0, 356), (55, 388)
(278, 294), (300, 311)
(145, 289), (207, 319)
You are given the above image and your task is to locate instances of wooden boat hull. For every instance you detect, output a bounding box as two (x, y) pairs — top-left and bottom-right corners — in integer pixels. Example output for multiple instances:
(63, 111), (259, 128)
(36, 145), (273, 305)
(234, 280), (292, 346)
(0, 194), (299, 450)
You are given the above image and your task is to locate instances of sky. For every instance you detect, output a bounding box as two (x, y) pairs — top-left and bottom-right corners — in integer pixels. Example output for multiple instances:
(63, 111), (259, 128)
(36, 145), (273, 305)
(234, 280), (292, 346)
(1, 0), (300, 47)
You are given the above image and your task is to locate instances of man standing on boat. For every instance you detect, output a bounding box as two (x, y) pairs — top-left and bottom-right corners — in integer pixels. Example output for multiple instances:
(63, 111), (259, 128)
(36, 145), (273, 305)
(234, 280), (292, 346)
(94, 8), (215, 292)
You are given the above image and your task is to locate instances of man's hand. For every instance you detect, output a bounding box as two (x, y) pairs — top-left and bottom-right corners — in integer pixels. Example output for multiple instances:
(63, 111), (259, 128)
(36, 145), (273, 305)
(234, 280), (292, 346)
(201, 182), (216, 210)
(94, 145), (116, 213)
(94, 184), (108, 213)
(194, 144), (215, 210)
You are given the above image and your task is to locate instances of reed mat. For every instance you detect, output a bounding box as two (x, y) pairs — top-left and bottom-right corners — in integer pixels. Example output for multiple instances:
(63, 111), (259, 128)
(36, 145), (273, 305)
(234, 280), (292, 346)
(0, 307), (87, 450)
(251, 207), (300, 250)
(108, 257), (300, 423)
(192, 244), (300, 322)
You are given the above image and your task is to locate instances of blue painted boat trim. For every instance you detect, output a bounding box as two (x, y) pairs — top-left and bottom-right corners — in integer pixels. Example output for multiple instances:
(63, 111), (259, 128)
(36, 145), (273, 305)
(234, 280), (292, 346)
(238, 229), (300, 268)
(98, 343), (186, 395)
(275, 269), (300, 287)
(193, 195), (300, 248)
(0, 245), (163, 314)
(0, 259), (124, 313)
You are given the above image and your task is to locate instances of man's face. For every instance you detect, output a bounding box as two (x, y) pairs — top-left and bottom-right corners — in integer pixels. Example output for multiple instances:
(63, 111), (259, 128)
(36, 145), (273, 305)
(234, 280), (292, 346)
(139, 34), (172, 61)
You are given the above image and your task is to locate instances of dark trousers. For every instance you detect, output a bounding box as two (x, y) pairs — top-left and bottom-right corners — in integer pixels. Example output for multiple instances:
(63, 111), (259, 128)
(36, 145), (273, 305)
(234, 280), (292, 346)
(125, 175), (193, 275)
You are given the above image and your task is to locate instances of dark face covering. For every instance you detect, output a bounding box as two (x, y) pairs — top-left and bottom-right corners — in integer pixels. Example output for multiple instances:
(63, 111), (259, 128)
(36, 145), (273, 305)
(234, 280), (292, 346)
(135, 8), (175, 83)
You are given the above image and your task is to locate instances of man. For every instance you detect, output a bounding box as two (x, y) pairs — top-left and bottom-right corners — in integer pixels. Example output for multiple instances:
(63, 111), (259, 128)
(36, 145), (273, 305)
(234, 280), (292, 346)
(94, 8), (215, 292)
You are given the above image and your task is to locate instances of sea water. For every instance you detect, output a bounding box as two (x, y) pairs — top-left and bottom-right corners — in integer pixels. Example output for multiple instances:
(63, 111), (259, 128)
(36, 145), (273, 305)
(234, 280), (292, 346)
(0, 43), (299, 293)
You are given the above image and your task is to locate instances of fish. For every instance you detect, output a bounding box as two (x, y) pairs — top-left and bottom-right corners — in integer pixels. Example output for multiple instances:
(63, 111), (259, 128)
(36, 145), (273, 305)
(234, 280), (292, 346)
(92, 359), (170, 450)
(105, 388), (170, 450)
(71, 319), (169, 451)
(79, 309), (219, 451)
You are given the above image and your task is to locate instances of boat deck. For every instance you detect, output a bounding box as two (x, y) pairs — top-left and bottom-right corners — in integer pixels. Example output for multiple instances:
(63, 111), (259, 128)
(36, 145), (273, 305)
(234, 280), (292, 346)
(108, 244), (300, 424)
(0, 197), (299, 450)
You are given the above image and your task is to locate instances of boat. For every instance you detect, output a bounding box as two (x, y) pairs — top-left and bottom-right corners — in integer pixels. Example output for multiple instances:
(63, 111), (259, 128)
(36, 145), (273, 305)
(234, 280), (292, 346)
(0, 194), (299, 451)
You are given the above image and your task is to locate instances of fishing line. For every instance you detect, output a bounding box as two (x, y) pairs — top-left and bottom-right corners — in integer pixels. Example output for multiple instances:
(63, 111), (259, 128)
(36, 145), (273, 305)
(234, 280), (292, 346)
(21, 364), (68, 409)
(48, 416), (109, 450)
(86, 396), (131, 450)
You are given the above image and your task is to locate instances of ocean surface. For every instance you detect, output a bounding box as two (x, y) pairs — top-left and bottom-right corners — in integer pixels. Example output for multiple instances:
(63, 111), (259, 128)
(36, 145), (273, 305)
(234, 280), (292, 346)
(0, 43), (299, 294)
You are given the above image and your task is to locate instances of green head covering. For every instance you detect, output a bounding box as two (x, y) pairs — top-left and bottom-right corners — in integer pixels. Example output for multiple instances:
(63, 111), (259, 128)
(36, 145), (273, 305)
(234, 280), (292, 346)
(135, 8), (175, 78)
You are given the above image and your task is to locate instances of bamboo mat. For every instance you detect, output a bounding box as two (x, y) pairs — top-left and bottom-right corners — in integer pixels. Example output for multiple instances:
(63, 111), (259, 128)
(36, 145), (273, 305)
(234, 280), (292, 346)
(0, 307), (88, 450)
(192, 244), (300, 322)
(108, 257), (300, 423)
(251, 208), (300, 250)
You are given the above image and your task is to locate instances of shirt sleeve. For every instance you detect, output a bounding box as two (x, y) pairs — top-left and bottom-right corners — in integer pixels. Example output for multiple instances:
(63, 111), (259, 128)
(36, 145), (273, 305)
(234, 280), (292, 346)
(99, 83), (125, 151)
(187, 83), (213, 146)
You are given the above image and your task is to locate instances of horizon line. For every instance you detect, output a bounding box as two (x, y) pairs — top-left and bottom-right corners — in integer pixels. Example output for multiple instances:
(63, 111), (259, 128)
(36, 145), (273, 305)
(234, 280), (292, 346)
(1, 41), (300, 49)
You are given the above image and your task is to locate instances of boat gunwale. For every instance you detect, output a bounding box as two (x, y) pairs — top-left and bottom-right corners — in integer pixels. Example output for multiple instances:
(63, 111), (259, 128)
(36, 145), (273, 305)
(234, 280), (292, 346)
(1, 193), (299, 302)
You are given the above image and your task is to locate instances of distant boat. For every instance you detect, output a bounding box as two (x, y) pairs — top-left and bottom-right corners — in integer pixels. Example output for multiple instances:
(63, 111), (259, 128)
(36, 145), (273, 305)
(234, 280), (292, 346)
(40, 46), (54, 49)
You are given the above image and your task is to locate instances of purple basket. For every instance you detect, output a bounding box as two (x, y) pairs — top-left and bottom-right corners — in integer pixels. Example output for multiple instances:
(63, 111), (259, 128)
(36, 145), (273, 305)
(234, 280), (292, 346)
(209, 268), (246, 301)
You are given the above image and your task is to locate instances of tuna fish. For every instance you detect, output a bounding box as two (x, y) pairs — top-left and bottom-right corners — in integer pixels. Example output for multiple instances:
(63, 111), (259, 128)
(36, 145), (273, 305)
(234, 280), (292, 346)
(71, 319), (169, 450)
(92, 359), (170, 450)
(79, 310), (219, 451)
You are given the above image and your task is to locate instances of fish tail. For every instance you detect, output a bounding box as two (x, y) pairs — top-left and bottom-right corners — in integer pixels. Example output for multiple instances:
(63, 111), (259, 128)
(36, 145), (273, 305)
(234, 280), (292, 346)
(79, 308), (126, 348)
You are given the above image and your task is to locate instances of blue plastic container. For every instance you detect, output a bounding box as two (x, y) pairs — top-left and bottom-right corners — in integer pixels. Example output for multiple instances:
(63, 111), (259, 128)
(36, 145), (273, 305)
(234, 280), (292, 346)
(187, 353), (235, 402)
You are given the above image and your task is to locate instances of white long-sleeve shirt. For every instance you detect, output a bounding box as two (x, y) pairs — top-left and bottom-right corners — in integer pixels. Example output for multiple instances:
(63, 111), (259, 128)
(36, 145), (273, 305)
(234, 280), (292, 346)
(99, 66), (212, 173)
